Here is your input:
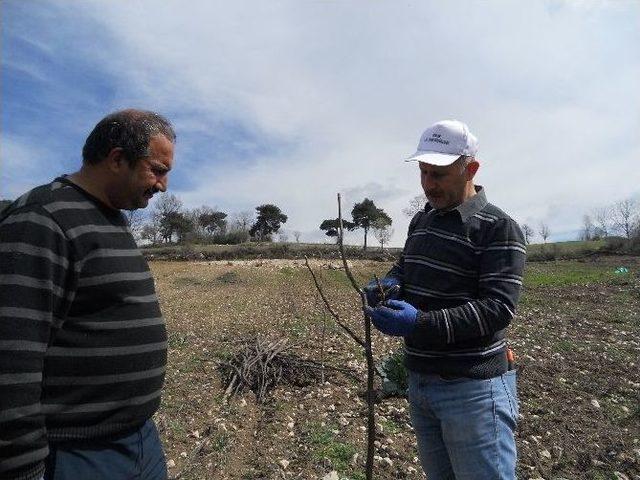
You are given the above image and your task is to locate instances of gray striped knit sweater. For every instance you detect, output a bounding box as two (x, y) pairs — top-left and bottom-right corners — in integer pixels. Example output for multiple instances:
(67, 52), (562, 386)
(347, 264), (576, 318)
(389, 187), (526, 379)
(0, 177), (167, 480)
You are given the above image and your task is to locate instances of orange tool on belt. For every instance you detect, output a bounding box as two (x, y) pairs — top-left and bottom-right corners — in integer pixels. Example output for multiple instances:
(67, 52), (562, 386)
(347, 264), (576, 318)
(507, 347), (515, 370)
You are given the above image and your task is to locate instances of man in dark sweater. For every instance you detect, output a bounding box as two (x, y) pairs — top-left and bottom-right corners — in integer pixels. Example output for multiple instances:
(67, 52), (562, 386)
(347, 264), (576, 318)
(366, 120), (526, 479)
(0, 109), (175, 480)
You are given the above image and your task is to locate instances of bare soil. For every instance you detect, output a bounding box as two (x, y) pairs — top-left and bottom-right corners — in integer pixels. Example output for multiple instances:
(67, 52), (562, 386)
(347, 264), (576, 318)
(152, 256), (640, 480)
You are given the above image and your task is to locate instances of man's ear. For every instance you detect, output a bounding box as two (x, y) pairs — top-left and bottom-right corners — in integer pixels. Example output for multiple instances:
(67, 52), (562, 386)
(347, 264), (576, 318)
(465, 160), (480, 180)
(104, 147), (127, 173)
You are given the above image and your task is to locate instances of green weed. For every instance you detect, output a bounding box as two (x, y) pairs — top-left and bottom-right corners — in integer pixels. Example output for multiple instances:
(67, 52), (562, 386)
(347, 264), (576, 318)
(216, 271), (241, 284)
(554, 339), (574, 353)
(524, 262), (616, 287)
(306, 422), (358, 473)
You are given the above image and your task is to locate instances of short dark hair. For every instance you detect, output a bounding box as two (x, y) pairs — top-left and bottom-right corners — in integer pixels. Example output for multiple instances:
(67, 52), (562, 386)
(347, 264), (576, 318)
(82, 109), (176, 166)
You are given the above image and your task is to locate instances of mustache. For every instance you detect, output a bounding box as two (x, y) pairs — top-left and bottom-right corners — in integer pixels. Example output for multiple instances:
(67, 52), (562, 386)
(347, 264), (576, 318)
(144, 187), (160, 195)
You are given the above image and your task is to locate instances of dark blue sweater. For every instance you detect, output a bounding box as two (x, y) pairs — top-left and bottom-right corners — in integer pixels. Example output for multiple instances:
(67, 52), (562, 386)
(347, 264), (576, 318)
(389, 187), (526, 378)
(0, 178), (167, 480)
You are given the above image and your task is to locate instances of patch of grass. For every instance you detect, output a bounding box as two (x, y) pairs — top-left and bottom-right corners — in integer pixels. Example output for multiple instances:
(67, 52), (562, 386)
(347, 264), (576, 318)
(379, 417), (403, 435)
(323, 269), (354, 287)
(279, 266), (295, 277)
(181, 355), (205, 373)
(524, 262), (617, 287)
(590, 471), (619, 480)
(216, 271), (241, 284)
(554, 339), (574, 353)
(168, 332), (190, 348)
(306, 422), (358, 473)
(210, 431), (229, 452)
(285, 315), (311, 339)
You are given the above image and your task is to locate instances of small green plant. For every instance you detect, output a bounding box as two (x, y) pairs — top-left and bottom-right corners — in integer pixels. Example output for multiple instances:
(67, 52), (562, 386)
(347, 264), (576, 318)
(554, 339), (574, 353)
(216, 271), (241, 284)
(279, 266), (295, 277)
(210, 431), (229, 452)
(379, 349), (408, 397)
(306, 422), (358, 473)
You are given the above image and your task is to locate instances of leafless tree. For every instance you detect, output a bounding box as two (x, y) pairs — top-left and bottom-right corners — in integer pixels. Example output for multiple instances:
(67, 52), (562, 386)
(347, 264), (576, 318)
(539, 222), (550, 243)
(278, 232), (289, 243)
(592, 206), (611, 238)
(125, 210), (145, 240)
(372, 220), (393, 251)
(140, 221), (161, 245)
(612, 199), (638, 239)
(580, 214), (594, 241)
(305, 193), (380, 480)
(231, 210), (253, 233)
(402, 194), (427, 218)
(293, 231), (302, 243)
(521, 224), (534, 244)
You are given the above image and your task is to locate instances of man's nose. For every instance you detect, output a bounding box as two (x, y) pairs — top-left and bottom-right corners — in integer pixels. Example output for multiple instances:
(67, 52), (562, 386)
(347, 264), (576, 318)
(155, 176), (168, 192)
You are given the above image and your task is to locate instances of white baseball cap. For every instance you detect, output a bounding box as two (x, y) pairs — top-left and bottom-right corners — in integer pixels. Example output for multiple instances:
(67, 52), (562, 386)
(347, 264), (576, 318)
(406, 120), (478, 166)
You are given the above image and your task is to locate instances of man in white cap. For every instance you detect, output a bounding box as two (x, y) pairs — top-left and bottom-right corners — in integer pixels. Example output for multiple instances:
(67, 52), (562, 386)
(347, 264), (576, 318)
(365, 120), (526, 479)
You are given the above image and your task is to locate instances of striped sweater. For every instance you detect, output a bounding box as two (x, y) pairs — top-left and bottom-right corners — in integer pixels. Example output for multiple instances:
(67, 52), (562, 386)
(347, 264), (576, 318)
(0, 177), (167, 480)
(389, 187), (526, 379)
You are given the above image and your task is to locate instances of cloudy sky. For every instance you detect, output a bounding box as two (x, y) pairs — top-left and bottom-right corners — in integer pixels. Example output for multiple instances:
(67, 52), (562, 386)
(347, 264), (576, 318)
(2, 0), (639, 246)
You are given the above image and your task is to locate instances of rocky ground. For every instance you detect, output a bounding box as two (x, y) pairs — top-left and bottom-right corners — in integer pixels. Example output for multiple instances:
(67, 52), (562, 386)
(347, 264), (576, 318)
(151, 255), (640, 480)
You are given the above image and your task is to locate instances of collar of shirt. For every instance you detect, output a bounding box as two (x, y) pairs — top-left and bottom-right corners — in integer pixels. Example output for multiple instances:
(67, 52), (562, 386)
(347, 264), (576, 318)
(425, 186), (488, 223)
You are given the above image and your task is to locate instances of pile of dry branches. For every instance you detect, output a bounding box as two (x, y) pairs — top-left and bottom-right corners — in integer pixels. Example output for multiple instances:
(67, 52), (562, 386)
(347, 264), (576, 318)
(219, 336), (326, 403)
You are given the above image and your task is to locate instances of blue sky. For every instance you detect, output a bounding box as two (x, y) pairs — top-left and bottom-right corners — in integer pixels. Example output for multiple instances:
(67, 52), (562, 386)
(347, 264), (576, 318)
(2, 0), (639, 245)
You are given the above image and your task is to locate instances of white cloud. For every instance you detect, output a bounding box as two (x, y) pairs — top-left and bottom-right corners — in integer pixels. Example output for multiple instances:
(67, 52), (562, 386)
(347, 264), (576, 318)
(2, 0), (639, 244)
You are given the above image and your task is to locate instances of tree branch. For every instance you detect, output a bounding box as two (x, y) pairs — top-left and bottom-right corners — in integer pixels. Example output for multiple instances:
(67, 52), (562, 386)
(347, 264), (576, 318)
(304, 256), (365, 348)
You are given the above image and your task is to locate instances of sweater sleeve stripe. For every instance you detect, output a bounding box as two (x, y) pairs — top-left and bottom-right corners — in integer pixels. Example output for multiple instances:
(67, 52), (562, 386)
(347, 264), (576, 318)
(0, 341), (48, 353)
(0, 243), (70, 269)
(0, 373), (43, 386)
(121, 293), (159, 304)
(46, 340), (167, 357)
(73, 317), (164, 330)
(0, 445), (49, 472)
(42, 388), (162, 415)
(67, 224), (129, 239)
(0, 307), (59, 325)
(78, 271), (153, 287)
(0, 403), (42, 424)
(45, 366), (166, 386)
(45, 201), (97, 213)
(0, 430), (45, 448)
(0, 274), (67, 298)
(1, 211), (65, 236)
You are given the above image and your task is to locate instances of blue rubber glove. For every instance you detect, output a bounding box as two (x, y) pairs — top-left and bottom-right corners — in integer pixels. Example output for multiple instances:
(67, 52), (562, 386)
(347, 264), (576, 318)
(362, 277), (401, 306)
(366, 299), (418, 337)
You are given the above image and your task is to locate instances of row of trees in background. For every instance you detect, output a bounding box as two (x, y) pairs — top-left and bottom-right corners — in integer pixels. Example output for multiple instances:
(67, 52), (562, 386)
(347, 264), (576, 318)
(2, 194), (638, 249)
(520, 198), (640, 245)
(133, 193), (396, 250)
(578, 199), (639, 241)
(125, 194), (290, 246)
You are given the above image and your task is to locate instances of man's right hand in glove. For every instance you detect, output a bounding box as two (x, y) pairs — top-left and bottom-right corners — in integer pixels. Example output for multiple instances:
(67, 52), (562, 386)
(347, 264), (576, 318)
(362, 277), (401, 306)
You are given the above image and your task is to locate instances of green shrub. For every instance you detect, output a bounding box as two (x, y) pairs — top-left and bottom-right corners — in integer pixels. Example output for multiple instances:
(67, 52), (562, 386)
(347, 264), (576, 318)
(379, 349), (408, 397)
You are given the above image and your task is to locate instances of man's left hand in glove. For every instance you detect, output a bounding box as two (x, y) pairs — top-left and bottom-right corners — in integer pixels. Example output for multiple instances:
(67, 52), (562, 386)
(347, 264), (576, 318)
(366, 299), (418, 337)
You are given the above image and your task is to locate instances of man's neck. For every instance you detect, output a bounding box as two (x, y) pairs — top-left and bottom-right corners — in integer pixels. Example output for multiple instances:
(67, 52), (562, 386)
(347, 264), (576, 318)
(68, 168), (116, 210)
(461, 183), (478, 203)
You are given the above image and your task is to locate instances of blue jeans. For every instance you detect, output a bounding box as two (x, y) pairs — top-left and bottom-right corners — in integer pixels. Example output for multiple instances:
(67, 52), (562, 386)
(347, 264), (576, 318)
(44, 419), (167, 480)
(407, 370), (518, 480)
